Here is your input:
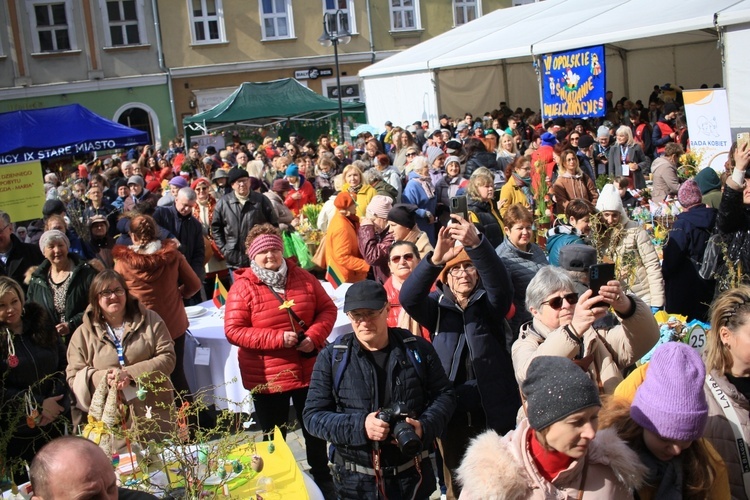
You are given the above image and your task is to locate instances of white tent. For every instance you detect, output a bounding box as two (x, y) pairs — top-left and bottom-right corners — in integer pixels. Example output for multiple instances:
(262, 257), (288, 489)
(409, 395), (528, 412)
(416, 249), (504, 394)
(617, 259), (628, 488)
(361, 0), (750, 130)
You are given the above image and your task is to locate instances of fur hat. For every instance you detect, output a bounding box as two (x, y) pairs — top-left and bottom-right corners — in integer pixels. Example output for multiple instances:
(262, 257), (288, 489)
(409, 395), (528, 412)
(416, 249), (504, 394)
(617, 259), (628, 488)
(522, 356), (601, 431)
(677, 179), (702, 208)
(631, 342), (708, 441)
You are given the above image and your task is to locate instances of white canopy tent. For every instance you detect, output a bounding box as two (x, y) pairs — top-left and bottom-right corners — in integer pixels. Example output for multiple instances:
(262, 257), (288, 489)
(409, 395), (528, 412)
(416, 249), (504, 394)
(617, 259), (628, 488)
(361, 0), (750, 130)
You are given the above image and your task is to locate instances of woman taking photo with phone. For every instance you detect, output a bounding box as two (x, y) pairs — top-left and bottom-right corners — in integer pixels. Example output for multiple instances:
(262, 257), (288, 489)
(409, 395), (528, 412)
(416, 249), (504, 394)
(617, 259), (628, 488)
(513, 266), (659, 393)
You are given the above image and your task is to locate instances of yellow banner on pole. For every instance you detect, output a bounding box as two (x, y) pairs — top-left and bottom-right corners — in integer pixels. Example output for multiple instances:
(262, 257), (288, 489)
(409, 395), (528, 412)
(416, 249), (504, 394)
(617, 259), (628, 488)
(0, 161), (45, 221)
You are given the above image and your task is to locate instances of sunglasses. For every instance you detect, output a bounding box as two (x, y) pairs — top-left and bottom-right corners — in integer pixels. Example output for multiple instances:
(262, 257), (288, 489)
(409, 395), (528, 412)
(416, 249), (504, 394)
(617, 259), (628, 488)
(406, 152), (417, 157)
(195, 186), (208, 192)
(541, 292), (579, 310)
(390, 253), (414, 264)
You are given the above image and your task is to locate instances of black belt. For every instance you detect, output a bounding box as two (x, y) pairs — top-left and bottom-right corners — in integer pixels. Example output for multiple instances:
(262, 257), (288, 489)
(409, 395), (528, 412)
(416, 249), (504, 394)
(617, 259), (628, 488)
(335, 450), (430, 477)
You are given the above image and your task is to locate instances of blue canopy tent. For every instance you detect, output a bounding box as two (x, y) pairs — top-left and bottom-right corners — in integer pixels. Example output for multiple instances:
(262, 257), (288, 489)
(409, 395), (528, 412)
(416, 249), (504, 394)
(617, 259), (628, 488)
(0, 103), (148, 165)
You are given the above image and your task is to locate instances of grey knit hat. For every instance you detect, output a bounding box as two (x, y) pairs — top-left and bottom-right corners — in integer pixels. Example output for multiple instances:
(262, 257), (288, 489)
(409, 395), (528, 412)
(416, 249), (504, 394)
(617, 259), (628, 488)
(522, 356), (601, 431)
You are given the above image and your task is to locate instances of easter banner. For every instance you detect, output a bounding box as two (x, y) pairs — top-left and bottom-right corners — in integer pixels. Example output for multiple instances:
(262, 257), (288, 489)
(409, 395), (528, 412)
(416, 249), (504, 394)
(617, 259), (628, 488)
(541, 45), (606, 119)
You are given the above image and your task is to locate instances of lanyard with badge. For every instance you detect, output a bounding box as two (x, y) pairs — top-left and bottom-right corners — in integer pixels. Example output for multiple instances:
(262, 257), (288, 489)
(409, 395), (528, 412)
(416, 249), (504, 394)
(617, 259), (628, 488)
(105, 323), (126, 368)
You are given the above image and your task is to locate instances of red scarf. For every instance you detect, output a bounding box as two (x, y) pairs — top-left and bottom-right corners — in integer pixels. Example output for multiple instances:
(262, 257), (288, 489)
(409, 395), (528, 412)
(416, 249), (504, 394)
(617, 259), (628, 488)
(529, 430), (573, 482)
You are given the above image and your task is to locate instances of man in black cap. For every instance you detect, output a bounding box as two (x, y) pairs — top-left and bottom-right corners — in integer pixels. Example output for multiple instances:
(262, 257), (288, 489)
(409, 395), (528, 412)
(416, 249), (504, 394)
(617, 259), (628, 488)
(0, 209), (44, 292)
(211, 168), (277, 271)
(303, 280), (455, 500)
(575, 133), (597, 182)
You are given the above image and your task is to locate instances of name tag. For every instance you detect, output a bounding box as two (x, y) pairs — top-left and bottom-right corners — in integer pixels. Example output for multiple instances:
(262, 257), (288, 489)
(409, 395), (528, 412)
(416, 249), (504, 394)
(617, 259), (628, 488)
(194, 347), (211, 366)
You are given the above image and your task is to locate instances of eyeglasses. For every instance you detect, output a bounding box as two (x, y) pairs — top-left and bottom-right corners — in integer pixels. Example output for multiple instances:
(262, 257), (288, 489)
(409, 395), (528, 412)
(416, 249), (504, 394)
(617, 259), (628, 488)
(99, 288), (126, 298)
(449, 263), (477, 277)
(541, 292), (579, 310)
(347, 307), (386, 323)
(406, 152), (417, 157)
(390, 253), (414, 264)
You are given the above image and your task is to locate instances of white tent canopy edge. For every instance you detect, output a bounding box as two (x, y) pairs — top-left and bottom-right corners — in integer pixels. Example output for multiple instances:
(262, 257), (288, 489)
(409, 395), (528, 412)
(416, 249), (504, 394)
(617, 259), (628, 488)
(361, 0), (750, 130)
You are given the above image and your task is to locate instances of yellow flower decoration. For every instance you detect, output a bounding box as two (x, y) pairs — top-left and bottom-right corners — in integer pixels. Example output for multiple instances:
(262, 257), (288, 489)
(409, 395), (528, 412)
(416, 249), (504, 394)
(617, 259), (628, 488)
(278, 299), (295, 310)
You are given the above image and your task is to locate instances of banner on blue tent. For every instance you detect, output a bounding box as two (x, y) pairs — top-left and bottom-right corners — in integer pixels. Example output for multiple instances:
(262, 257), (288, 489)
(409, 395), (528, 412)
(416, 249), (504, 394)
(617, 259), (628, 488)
(540, 45), (606, 120)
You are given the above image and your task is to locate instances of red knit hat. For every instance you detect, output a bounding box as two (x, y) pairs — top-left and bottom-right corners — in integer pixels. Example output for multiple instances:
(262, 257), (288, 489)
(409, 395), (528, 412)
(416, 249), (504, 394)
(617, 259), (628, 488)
(191, 177), (210, 190)
(247, 234), (284, 260)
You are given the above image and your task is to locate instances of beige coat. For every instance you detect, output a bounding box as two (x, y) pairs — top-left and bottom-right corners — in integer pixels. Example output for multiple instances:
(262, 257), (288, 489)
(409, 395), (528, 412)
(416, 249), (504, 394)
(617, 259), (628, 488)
(602, 219), (665, 308)
(456, 419), (646, 499)
(67, 302), (176, 440)
(704, 369), (750, 500)
(512, 295), (659, 393)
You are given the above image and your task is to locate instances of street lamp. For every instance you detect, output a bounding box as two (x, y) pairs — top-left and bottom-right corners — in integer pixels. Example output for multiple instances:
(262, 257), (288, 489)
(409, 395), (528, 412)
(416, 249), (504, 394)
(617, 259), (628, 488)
(319, 10), (351, 144)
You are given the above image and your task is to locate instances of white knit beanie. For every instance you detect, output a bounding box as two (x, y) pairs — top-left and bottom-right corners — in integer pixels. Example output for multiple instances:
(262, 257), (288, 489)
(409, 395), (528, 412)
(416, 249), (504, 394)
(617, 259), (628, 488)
(596, 183), (628, 220)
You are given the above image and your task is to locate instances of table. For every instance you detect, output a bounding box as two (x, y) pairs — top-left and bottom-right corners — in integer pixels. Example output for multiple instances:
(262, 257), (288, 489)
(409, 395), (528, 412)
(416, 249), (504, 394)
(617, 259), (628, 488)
(183, 282), (353, 414)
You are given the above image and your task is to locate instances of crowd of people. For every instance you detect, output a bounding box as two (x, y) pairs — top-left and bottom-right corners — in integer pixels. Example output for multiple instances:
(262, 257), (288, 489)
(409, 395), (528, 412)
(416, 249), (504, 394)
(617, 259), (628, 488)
(4, 85), (750, 500)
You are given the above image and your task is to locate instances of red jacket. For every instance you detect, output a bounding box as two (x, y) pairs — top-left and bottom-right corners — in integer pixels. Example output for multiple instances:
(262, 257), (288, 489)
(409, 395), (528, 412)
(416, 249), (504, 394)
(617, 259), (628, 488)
(224, 259), (337, 393)
(284, 176), (317, 215)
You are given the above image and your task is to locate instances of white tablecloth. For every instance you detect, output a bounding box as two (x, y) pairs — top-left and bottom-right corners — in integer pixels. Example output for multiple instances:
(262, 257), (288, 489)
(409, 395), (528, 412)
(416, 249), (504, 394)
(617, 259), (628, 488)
(183, 281), (353, 413)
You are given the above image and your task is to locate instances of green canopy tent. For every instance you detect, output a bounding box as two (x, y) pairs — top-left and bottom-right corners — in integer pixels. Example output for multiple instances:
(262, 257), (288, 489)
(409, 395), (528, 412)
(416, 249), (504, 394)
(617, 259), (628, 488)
(183, 78), (366, 142)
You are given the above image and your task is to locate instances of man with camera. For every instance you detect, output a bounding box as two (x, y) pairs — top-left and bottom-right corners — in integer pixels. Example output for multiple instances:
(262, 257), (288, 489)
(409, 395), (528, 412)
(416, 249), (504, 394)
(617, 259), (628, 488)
(303, 280), (456, 499)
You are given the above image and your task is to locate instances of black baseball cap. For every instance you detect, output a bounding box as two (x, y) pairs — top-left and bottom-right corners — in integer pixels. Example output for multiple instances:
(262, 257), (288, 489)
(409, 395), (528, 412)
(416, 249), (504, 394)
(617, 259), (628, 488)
(344, 280), (388, 312)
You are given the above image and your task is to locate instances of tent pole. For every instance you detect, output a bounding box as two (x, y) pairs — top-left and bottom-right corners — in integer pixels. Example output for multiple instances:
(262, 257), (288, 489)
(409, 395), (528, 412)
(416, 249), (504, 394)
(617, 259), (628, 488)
(531, 48), (545, 123)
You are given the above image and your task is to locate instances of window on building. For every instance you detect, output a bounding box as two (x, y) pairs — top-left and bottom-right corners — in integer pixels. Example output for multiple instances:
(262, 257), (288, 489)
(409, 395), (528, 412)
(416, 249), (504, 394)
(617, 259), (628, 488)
(189, 0), (225, 44)
(454, 0), (481, 26)
(260, 0), (294, 40)
(103, 0), (143, 46)
(389, 0), (421, 31)
(323, 0), (356, 35)
(28, 1), (75, 52)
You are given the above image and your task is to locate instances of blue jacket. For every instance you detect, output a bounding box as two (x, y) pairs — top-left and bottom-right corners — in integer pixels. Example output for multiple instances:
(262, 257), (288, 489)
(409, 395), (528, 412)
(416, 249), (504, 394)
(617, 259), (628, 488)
(303, 328), (455, 470)
(400, 236), (520, 434)
(546, 224), (586, 266)
(402, 176), (437, 245)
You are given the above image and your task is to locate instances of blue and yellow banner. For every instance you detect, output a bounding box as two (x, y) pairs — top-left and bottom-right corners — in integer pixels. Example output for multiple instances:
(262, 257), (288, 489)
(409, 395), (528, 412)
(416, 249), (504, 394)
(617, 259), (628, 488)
(541, 45), (606, 119)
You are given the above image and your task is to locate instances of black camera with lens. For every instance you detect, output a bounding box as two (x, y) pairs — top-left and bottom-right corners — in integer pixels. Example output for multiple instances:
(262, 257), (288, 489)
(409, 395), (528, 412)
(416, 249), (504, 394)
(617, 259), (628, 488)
(376, 403), (422, 457)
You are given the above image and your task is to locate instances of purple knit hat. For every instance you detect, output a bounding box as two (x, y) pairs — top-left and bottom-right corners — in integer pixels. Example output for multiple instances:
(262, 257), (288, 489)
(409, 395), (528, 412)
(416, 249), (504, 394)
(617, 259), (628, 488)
(631, 342), (708, 441)
(678, 179), (702, 208)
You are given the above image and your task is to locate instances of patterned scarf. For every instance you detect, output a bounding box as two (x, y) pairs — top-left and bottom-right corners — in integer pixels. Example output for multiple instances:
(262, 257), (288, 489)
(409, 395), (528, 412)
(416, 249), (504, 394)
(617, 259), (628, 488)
(250, 258), (288, 293)
(513, 172), (535, 208)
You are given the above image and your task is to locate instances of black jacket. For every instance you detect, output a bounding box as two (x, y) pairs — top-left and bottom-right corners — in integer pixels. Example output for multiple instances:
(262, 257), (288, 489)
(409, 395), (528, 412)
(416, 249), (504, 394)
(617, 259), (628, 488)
(0, 302), (68, 442)
(468, 198), (505, 248)
(716, 182), (750, 292)
(303, 328), (456, 468)
(26, 253), (98, 335)
(0, 233), (44, 292)
(663, 205), (717, 322)
(153, 205), (205, 279)
(400, 236), (520, 435)
(211, 191), (278, 269)
(464, 151), (498, 179)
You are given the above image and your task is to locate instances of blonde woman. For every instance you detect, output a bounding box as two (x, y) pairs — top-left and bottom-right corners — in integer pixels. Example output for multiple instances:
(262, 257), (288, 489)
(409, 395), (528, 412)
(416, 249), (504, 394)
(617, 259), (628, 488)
(702, 286), (750, 500)
(341, 163), (377, 219)
(467, 167), (505, 248)
(607, 125), (650, 189)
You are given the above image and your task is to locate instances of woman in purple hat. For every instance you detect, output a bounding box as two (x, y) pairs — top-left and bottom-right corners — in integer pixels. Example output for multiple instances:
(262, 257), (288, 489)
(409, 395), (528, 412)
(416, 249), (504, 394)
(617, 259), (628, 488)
(602, 342), (730, 499)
